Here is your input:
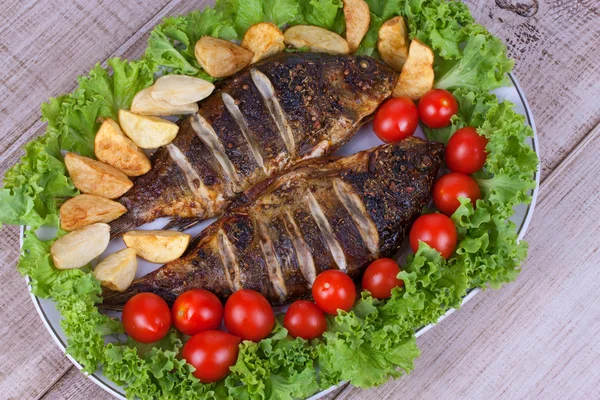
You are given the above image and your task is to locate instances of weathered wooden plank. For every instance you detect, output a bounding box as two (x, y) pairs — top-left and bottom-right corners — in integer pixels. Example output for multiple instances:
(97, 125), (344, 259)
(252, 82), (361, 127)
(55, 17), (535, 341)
(41, 367), (113, 400)
(336, 124), (600, 399)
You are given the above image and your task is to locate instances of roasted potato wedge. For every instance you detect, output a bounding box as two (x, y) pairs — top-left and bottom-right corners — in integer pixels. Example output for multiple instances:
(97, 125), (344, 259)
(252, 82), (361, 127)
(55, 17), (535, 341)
(94, 118), (151, 176)
(93, 248), (138, 292)
(118, 109), (179, 149)
(284, 25), (350, 55)
(131, 86), (199, 116)
(60, 194), (127, 231)
(378, 16), (410, 71)
(392, 39), (435, 100)
(64, 153), (133, 199)
(123, 230), (191, 263)
(343, 0), (370, 52)
(242, 22), (286, 63)
(51, 223), (110, 270)
(195, 37), (254, 78)
(151, 75), (215, 106)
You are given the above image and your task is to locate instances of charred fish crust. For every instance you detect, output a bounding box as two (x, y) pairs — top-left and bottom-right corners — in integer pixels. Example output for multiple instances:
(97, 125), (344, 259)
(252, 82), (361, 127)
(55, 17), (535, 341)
(255, 219), (288, 300)
(333, 178), (379, 256)
(217, 228), (243, 292)
(305, 190), (348, 272)
(282, 210), (317, 285)
(250, 69), (295, 154)
(221, 92), (266, 172)
(190, 113), (241, 189)
(166, 144), (213, 212)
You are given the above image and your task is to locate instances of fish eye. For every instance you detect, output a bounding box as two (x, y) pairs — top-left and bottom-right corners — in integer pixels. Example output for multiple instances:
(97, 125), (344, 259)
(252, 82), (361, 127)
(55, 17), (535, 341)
(359, 60), (369, 69)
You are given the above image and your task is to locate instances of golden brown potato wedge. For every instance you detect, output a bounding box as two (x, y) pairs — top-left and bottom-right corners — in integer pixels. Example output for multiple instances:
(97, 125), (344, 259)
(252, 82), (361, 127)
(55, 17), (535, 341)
(151, 75), (215, 106)
(93, 248), (138, 292)
(343, 0), (370, 52)
(118, 109), (179, 149)
(392, 39), (435, 100)
(60, 194), (127, 231)
(94, 118), (151, 177)
(51, 223), (110, 270)
(194, 37), (254, 78)
(123, 230), (191, 263)
(64, 153), (133, 199)
(378, 16), (410, 71)
(284, 25), (350, 55)
(131, 86), (199, 116)
(242, 22), (286, 63)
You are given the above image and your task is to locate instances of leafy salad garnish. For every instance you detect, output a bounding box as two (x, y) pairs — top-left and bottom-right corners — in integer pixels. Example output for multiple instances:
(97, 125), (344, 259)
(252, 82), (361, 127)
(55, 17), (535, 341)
(4, 0), (538, 399)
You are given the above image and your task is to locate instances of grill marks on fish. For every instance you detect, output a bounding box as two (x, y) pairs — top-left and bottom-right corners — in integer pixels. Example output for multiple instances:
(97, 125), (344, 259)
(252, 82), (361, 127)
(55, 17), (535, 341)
(221, 92), (267, 172)
(250, 69), (296, 154)
(255, 220), (288, 300)
(217, 228), (242, 292)
(165, 144), (212, 211)
(282, 210), (317, 285)
(333, 178), (379, 256)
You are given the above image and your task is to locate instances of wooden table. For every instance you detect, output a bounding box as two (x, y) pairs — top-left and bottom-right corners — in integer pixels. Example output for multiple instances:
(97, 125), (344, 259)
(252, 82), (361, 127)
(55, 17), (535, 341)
(1, 1), (598, 399)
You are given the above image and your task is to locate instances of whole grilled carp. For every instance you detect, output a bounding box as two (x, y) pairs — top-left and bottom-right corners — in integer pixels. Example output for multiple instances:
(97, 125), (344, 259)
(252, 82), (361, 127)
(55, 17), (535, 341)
(110, 53), (396, 236)
(102, 138), (444, 308)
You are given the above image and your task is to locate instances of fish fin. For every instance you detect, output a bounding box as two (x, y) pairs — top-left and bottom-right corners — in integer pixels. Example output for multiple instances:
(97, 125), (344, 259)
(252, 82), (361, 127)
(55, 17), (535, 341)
(109, 213), (143, 239)
(162, 216), (203, 232)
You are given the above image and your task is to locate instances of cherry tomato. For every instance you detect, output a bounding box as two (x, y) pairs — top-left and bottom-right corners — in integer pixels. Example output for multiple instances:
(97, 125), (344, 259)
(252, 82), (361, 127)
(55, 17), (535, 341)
(172, 289), (223, 336)
(122, 293), (172, 343)
(182, 330), (241, 382)
(373, 97), (419, 142)
(433, 172), (481, 216)
(224, 289), (275, 342)
(418, 89), (458, 128)
(312, 270), (357, 315)
(283, 300), (327, 340)
(362, 258), (404, 300)
(446, 127), (488, 174)
(409, 213), (457, 259)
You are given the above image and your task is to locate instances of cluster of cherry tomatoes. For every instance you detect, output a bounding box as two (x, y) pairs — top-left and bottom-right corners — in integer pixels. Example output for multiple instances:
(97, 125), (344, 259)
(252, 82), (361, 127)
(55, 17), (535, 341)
(374, 89), (489, 260)
(121, 257), (405, 383)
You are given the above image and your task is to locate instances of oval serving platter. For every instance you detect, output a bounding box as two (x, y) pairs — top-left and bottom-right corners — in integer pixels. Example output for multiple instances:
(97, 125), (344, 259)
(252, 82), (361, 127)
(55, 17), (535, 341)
(23, 73), (539, 399)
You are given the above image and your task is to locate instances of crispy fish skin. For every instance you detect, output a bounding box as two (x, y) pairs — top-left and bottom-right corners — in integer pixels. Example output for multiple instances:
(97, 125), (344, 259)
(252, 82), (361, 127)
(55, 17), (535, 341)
(111, 53), (397, 236)
(102, 138), (444, 308)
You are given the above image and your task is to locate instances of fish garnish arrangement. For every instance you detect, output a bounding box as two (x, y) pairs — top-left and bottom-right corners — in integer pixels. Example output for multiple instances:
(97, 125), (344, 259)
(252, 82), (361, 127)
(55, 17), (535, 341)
(111, 53), (396, 237)
(102, 137), (444, 308)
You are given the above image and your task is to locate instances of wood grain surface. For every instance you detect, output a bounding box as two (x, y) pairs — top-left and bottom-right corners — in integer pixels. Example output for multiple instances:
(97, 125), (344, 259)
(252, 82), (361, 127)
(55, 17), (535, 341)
(0, 1), (598, 399)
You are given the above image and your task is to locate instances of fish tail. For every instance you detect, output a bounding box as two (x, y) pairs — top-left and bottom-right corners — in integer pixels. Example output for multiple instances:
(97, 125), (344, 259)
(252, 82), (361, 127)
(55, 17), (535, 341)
(99, 271), (179, 310)
(162, 216), (203, 232)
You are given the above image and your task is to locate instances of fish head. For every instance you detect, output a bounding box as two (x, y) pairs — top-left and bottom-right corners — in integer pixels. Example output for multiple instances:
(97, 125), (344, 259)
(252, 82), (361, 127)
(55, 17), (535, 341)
(324, 55), (398, 120)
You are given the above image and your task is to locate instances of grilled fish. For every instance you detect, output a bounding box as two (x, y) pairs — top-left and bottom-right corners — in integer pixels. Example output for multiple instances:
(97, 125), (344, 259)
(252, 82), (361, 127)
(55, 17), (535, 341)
(102, 138), (444, 308)
(110, 53), (397, 237)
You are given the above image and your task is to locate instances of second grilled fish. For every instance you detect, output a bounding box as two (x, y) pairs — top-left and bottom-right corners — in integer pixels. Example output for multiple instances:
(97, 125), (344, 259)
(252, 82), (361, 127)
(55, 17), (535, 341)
(102, 138), (444, 308)
(110, 53), (397, 236)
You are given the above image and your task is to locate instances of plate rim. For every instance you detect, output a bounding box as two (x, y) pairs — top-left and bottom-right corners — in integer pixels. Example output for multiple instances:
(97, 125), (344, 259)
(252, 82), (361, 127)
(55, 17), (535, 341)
(23, 72), (540, 400)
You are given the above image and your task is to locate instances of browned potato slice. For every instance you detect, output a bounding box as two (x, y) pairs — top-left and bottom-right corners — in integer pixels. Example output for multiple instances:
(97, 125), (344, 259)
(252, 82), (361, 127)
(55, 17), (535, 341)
(392, 39), (435, 100)
(343, 0), (370, 52)
(378, 16), (410, 71)
(51, 223), (110, 270)
(151, 75), (215, 106)
(123, 230), (191, 263)
(60, 194), (127, 231)
(194, 37), (254, 78)
(118, 109), (179, 149)
(131, 86), (199, 116)
(284, 25), (350, 55)
(93, 248), (138, 292)
(242, 22), (286, 63)
(64, 153), (133, 199)
(94, 118), (151, 176)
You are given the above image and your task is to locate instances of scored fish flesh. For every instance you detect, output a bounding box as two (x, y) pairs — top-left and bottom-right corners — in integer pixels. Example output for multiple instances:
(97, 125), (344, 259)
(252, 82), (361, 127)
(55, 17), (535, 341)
(102, 138), (444, 308)
(110, 53), (397, 237)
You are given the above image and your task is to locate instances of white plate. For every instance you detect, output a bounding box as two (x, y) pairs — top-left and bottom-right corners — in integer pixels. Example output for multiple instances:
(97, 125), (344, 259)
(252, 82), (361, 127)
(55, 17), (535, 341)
(23, 73), (540, 400)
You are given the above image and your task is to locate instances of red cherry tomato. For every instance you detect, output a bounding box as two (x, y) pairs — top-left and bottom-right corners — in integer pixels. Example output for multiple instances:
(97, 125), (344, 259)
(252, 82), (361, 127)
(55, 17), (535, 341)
(182, 330), (241, 382)
(433, 172), (481, 216)
(224, 289), (275, 342)
(373, 97), (419, 142)
(362, 258), (404, 299)
(312, 270), (357, 315)
(283, 300), (327, 340)
(418, 89), (458, 128)
(409, 213), (457, 259)
(446, 127), (489, 174)
(172, 289), (223, 336)
(122, 293), (172, 343)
